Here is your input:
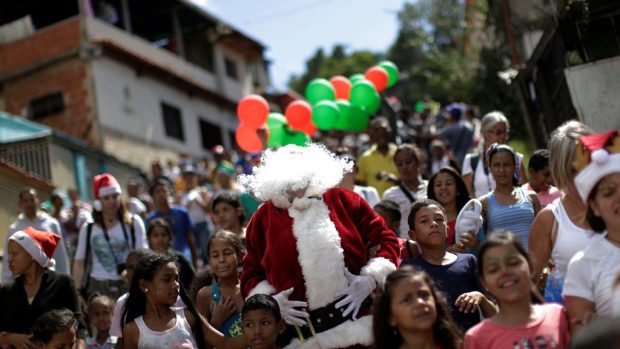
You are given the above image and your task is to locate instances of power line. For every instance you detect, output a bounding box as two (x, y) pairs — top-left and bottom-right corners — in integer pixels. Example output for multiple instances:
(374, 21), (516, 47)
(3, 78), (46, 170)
(242, 0), (334, 25)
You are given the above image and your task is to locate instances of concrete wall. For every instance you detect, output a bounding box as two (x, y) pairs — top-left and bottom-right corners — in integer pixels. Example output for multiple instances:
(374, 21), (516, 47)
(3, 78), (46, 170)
(49, 142), (77, 190)
(565, 56), (620, 132)
(91, 56), (239, 170)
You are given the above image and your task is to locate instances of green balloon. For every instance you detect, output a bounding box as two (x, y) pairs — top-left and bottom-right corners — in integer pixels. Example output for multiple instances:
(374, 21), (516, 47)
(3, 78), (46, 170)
(378, 61), (399, 87)
(415, 100), (426, 113)
(349, 105), (370, 132)
(266, 112), (286, 147)
(305, 78), (335, 105)
(350, 80), (380, 112)
(334, 100), (353, 131)
(312, 100), (340, 130)
(283, 129), (310, 146)
(360, 90), (381, 115)
(349, 73), (365, 83)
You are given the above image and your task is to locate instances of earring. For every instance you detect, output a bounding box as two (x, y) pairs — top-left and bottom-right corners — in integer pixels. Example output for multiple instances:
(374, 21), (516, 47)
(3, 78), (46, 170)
(144, 288), (149, 293)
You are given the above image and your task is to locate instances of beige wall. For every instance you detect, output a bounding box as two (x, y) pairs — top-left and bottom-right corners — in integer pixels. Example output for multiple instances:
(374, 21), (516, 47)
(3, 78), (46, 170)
(49, 143), (77, 191)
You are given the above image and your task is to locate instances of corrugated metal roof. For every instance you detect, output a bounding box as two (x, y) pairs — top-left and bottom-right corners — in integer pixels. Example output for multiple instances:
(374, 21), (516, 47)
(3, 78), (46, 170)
(0, 111), (52, 143)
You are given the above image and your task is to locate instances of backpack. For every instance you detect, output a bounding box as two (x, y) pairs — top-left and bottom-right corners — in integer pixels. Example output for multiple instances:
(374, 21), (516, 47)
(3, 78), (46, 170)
(470, 153), (489, 186)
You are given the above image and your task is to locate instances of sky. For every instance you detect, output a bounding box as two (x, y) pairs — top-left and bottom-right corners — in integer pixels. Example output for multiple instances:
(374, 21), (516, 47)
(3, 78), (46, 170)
(189, 0), (409, 91)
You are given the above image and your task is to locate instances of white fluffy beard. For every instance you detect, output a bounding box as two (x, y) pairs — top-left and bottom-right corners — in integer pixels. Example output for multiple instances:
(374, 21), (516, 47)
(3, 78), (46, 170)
(288, 199), (348, 309)
(238, 143), (353, 205)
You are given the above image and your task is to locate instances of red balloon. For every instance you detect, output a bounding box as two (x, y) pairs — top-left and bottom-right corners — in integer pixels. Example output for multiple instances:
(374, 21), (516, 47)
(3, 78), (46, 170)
(237, 95), (269, 128)
(285, 100), (312, 129)
(330, 76), (352, 100)
(297, 122), (317, 136)
(235, 124), (264, 152)
(364, 66), (389, 92)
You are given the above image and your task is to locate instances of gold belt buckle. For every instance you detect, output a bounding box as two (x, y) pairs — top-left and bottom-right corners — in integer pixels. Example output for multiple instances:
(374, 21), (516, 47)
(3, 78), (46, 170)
(293, 318), (317, 343)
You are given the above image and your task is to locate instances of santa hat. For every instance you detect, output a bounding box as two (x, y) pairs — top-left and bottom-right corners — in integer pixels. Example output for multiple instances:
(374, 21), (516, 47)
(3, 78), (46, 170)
(93, 173), (121, 211)
(9, 227), (60, 268)
(574, 130), (620, 202)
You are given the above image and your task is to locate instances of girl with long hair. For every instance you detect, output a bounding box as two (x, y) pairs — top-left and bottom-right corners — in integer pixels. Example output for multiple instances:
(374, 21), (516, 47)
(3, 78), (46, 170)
(465, 232), (570, 348)
(120, 253), (247, 349)
(73, 174), (147, 300)
(373, 265), (462, 349)
(195, 230), (246, 339)
(427, 166), (471, 250)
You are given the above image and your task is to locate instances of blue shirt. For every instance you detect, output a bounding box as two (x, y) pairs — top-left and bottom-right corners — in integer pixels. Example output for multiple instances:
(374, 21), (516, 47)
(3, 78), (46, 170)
(401, 253), (484, 331)
(146, 206), (194, 257)
(486, 187), (535, 249)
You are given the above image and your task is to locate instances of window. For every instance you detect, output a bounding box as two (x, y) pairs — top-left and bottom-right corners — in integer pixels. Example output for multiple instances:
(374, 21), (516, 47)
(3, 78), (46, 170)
(224, 57), (238, 79)
(199, 118), (222, 150)
(161, 102), (184, 141)
(28, 92), (64, 119)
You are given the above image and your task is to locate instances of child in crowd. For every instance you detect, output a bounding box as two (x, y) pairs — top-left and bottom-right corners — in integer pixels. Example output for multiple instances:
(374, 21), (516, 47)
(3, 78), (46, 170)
(196, 230), (245, 339)
(374, 199), (419, 260)
(86, 295), (117, 349)
(402, 199), (496, 331)
(465, 232), (570, 348)
(120, 253), (247, 349)
(373, 265), (462, 349)
(110, 249), (156, 339)
(241, 294), (286, 349)
(427, 166), (471, 250)
(522, 149), (562, 208)
(373, 199), (401, 234)
(147, 218), (196, 290)
(212, 193), (246, 242)
(31, 308), (78, 349)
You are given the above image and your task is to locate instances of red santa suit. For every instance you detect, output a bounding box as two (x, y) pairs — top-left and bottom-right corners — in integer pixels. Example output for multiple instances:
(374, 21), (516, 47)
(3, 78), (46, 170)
(241, 187), (399, 348)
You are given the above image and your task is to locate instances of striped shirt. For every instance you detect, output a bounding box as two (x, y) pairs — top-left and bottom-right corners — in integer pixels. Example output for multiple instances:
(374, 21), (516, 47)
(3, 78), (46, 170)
(487, 187), (535, 249)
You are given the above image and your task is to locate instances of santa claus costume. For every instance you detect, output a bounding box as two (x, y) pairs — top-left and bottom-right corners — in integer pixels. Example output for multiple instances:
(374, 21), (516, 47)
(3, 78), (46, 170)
(239, 144), (400, 349)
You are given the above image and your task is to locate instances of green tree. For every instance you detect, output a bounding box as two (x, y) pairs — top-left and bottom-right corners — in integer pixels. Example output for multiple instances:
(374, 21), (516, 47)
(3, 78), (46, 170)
(289, 45), (379, 94)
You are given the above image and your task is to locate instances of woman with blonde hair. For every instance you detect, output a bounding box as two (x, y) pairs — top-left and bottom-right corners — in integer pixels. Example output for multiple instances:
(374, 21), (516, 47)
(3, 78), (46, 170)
(528, 121), (605, 303)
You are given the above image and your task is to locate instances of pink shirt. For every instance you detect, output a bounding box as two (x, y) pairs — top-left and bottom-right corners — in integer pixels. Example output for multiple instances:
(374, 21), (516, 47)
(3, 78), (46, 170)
(464, 304), (569, 349)
(522, 183), (562, 208)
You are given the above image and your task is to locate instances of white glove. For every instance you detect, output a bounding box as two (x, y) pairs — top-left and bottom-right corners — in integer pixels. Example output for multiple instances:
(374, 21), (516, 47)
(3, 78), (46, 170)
(455, 199), (483, 243)
(334, 270), (376, 320)
(272, 287), (309, 326)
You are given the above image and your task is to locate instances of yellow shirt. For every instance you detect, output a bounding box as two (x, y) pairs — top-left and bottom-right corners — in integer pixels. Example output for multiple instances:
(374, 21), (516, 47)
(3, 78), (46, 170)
(356, 144), (399, 197)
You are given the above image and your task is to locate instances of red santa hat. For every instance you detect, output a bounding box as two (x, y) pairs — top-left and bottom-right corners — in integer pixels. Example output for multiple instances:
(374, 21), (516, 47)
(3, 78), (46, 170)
(9, 227), (60, 268)
(574, 130), (620, 202)
(93, 173), (121, 211)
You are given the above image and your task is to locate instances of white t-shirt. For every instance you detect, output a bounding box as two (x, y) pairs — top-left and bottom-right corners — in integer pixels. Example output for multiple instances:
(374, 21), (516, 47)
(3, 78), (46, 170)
(354, 185), (380, 208)
(75, 215), (147, 281)
(382, 180), (428, 238)
(128, 197), (147, 216)
(563, 237), (620, 317)
(180, 188), (208, 224)
(462, 152), (523, 198)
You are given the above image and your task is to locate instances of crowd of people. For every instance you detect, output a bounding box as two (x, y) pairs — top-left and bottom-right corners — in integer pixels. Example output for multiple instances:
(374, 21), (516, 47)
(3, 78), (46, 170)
(0, 104), (619, 349)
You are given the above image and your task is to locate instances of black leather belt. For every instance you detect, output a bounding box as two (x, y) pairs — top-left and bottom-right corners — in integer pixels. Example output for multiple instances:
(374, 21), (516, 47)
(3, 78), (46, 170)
(281, 296), (371, 345)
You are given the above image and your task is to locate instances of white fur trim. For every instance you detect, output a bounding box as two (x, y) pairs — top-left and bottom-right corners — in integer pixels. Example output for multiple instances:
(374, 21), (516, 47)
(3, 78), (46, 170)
(361, 257), (397, 288)
(93, 199), (102, 211)
(247, 279), (276, 299)
(9, 231), (50, 267)
(284, 315), (373, 349)
(289, 200), (347, 309)
(575, 153), (620, 201)
(98, 185), (121, 198)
